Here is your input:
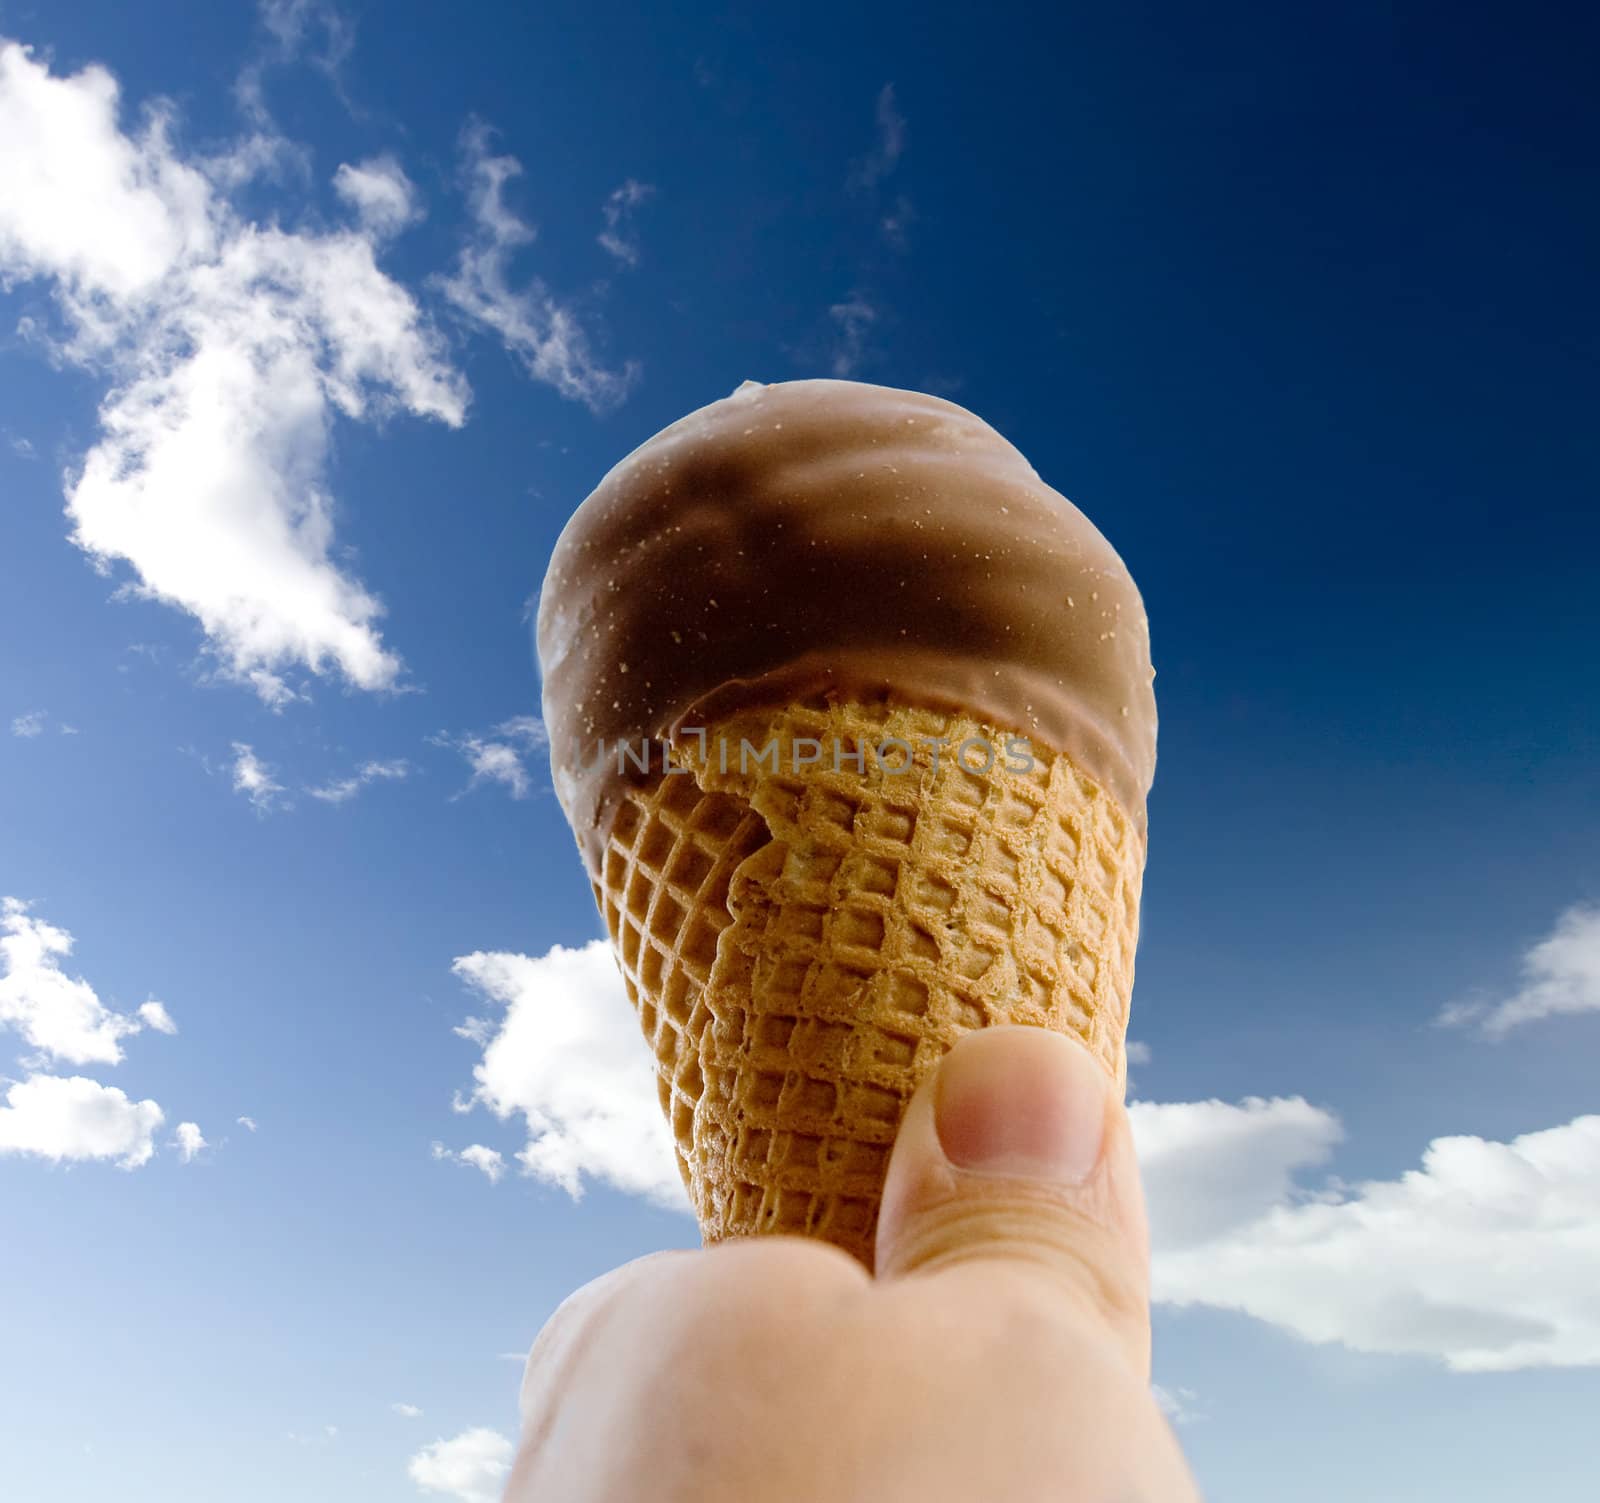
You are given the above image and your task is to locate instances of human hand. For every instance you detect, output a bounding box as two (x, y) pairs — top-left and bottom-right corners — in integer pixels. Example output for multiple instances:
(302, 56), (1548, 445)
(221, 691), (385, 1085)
(507, 1025), (1202, 1502)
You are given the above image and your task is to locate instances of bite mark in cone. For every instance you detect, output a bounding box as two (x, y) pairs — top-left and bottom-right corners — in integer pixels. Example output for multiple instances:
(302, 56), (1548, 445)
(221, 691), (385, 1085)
(595, 698), (1146, 1268)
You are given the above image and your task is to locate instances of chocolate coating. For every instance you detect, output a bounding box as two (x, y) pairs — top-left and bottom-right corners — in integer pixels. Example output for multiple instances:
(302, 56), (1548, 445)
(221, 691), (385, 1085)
(537, 378), (1157, 876)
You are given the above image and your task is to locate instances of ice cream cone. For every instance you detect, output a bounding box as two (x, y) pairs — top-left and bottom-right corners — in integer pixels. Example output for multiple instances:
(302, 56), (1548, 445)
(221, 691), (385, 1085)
(593, 697), (1144, 1267)
(539, 377), (1157, 1268)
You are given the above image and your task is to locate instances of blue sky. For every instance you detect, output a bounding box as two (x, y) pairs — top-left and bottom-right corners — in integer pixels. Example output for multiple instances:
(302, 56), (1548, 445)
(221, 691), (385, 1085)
(2, 2), (1597, 1499)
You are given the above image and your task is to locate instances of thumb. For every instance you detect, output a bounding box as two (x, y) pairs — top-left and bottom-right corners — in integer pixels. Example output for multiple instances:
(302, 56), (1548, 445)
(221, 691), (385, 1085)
(874, 1024), (1152, 1379)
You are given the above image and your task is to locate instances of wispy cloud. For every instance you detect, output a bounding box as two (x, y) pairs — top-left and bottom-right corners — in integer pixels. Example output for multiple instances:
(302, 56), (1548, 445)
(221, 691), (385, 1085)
(256, 0), (354, 71)
(242, 0), (356, 122)
(815, 82), (912, 377)
(847, 82), (906, 194)
(237, 1115), (259, 1132)
(431, 715), (546, 801)
(9, 710), (79, 737)
(878, 192), (914, 251)
(0, 39), (467, 706)
(333, 155), (422, 238)
(1152, 1384), (1201, 1426)
(827, 293), (878, 377)
(1437, 903), (1600, 1038)
(231, 742), (286, 813)
(440, 121), (638, 413)
(224, 2), (338, 172)
(431, 1141), (507, 1185)
(597, 178), (655, 268)
(845, 82), (913, 250)
(307, 757), (412, 804)
(284, 1423), (341, 1446)
(392, 1401), (423, 1419)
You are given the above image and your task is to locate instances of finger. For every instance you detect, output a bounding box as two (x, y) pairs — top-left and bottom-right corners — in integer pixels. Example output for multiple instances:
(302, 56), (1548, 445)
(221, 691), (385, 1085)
(517, 1249), (693, 1428)
(508, 1239), (868, 1503)
(873, 1024), (1152, 1379)
(509, 1250), (703, 1503)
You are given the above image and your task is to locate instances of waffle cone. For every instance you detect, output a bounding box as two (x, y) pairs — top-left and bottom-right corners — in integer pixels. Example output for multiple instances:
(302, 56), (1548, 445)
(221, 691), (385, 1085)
(593, 699), (1145, 1267)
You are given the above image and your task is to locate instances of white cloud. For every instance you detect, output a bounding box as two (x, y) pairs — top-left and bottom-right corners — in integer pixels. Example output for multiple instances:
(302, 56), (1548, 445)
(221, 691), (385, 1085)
(1126, 1039), (1152, 1066)
(459, 1143), (505, 1181)
(65, 227), (467, 699)
(392, 1402), (423, 1418)
(8, 433), (36, 457)
(1133, 1095), (1343, 1250)
(334, 156), (421, 238)
(432, 1141), (507, 1184)
(0, 1073), (164, 1168)
(433, 716), (546, 801)
(597, 178), (655, 267)
(231, 742), (285, 813)
(847, 82), (906, 192)
(307, 756), (411, 804)
(173, 1120), (207, 1162)
(408, 1427), (513, 1503)
(828, 293), (877, 377)
(0, 43), (215, 299)
(1152, 1110), (1600, 1372)
(0, 900), (185, 1170)
(440, 121), (637, 413)
(237, 1115), (258, 1132)
(0, 40), (468, 705)
(450, 941), (684, 1208)
(1, 897), (150, 1066)
(137, 1000), (178, 1034)
(1437, 904), (1600, 1038)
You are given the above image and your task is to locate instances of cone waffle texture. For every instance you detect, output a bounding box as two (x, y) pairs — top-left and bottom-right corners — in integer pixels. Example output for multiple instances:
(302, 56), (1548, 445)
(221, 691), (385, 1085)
(593, 699), (1145, 1267)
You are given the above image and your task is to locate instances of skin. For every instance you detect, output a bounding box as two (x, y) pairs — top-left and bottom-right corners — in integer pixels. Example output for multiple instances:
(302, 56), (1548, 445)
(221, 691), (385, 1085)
(508, 1026), (1203, 1503)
